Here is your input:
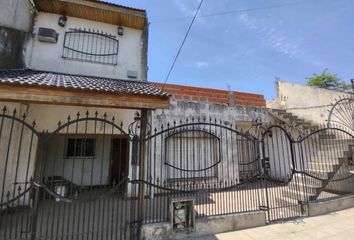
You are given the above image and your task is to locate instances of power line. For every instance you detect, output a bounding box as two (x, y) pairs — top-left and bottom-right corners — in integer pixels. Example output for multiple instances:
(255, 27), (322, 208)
(161, 0), (204, 90)
(151, 1), (306, 24)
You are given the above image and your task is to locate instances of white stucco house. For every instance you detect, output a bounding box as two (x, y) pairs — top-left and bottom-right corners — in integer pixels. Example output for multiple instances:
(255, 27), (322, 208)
(0, 0), (170, 204)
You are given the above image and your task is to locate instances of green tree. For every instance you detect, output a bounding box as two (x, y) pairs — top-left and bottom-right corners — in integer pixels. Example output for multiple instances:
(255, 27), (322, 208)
(306, 69), (351, 92)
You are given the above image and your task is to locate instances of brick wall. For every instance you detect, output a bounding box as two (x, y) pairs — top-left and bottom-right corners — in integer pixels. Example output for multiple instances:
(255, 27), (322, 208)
(151, 82), (266, 108)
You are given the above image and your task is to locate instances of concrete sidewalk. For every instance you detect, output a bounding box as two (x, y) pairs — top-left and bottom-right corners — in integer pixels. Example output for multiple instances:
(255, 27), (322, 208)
(193, 207), (354, 240)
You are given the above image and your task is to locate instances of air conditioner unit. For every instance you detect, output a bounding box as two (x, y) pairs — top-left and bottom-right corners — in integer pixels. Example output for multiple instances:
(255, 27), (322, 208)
(38, 27), (58, 43)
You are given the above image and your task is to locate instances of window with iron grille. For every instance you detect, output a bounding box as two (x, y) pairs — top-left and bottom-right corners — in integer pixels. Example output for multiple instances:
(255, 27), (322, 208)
(62, 28), (119, 65)
(165, 130), (220, 181)
(66, 138), (96, 158)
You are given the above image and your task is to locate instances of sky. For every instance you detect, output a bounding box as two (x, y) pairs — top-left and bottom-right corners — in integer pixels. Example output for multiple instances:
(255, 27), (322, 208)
(110, 0), (354, 99)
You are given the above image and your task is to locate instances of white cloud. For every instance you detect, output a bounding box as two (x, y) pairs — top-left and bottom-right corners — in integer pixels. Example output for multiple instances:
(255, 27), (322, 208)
(195, 61), (209, 68)
(238, 13), (302, 58)
(173, 0), (206, 24)
(173, 0), (200, 17)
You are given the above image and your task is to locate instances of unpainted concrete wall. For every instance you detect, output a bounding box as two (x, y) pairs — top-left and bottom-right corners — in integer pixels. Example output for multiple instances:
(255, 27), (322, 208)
(0, 0), (34, 32)
(152, 99), (268, 127)
(0, 26), (29, 69)
(149, 99), (269, 185)
(267, 81), (351, 125)
(0, 0), (34, 69)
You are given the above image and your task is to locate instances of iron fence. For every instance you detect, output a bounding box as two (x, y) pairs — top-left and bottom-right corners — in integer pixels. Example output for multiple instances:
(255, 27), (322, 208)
(0, 108), (354, 239)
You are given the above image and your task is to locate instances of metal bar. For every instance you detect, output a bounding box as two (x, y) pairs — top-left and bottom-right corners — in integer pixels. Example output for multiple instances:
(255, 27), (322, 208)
(137, 109), (147, 238)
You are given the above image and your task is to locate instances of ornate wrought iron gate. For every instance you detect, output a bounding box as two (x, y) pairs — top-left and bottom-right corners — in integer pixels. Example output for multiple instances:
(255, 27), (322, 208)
(1, 108), (354, 239)
(0, 109), (139, 240)
(0, 108), (39, 240)
(261, 125), (307, 221)
(260, 124), (354, 222)
(134, 118), (262, 225)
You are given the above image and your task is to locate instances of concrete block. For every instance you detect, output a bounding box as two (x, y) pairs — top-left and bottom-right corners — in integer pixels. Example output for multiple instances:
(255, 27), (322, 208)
(309, 194), (354, 217)
(141, 222), (172, 240)
(141, 211), (266, 240)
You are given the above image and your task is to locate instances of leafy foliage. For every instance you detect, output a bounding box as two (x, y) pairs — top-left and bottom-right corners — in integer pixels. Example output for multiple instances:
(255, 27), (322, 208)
(306, 69), (351, 92)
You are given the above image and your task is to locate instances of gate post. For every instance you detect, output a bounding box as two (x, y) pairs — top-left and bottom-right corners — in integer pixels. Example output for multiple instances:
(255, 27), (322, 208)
(30, 133), (47, 240)
(260, 130), (271, 221)
(137, 109), (147, 239)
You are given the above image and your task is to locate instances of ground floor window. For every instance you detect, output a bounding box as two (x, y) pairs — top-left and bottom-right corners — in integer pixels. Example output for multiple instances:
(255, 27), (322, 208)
(66, 138), (96, 158)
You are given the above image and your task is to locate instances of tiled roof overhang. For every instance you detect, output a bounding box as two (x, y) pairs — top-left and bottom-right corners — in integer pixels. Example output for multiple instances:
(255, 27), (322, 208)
(0, 69), (170, 109)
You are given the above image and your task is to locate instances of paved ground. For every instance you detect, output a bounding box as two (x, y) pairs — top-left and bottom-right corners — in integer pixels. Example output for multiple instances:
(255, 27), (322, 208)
(194, 207), (354, 240)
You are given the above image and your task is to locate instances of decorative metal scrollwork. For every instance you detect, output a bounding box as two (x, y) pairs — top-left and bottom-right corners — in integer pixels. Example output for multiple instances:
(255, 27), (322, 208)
(327, 96), (354, 133)
(128, 111), (151, 138)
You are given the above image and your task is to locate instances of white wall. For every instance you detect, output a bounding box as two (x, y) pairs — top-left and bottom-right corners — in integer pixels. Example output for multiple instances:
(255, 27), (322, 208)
(24, 103), (136, 133)
(0, 0), (34, 32)
(267, 81), (351, 125)
(0, 101), (138, 204)
(45, 135), (112, 186)
(0, 102), (38, 207)
(27, 12), (145, 80)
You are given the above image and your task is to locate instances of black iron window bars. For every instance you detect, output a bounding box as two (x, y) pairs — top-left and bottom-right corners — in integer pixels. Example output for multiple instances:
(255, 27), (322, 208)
(62, 28), (119, 65)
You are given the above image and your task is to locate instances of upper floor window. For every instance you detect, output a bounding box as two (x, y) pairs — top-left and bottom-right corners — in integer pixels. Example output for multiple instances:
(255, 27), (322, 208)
(62, 28), (119, 65)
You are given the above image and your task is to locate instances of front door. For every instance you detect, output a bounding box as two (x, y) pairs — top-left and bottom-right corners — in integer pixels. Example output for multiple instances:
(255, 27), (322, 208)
(111, 137), (129, 193)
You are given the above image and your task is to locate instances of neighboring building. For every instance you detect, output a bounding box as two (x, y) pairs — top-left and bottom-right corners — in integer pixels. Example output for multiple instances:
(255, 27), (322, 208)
(267, 80), (354, 200)
(267, 80), (351, 125)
